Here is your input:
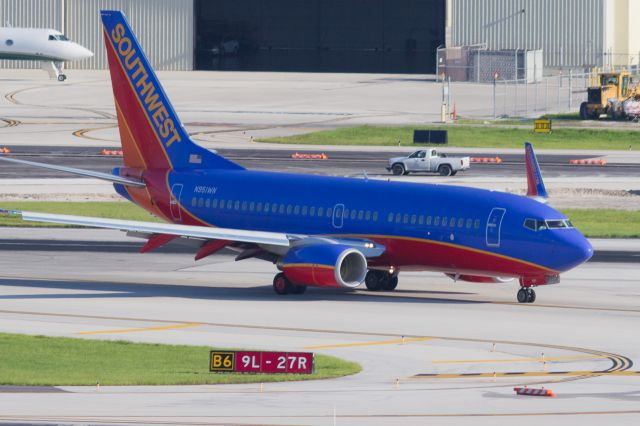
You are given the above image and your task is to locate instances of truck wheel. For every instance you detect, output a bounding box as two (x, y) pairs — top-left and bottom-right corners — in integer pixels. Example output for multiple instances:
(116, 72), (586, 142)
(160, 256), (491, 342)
(579, 102), (589, 120)
(450, 171), (457, 176)
(438, 164), (453, 176)
(391, 163), (405, 176)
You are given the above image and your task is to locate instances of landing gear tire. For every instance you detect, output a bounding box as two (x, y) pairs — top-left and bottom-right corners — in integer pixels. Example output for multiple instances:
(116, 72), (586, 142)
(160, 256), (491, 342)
(517, 288), (528, 303)
(365, 270), (398, 292)
(438, 164), (453, 176)
(273, 272), (291, 295)
(365, 270), (382, 291)
(517, 287), (536, 303)
(526, 288), (536, 303)
(57, 74), (67, 82)
(382, 275), (398, 291)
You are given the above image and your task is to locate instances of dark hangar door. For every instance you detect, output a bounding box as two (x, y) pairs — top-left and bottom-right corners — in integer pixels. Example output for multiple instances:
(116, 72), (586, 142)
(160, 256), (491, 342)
(195, 0), (445, 73)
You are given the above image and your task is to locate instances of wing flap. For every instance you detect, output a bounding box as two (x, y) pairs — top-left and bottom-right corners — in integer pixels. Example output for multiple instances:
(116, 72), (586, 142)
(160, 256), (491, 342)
(16, 211), (291, 247)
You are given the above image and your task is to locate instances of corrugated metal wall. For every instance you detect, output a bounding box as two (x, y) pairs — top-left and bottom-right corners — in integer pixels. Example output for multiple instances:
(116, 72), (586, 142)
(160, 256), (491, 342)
(449, 0), (606, 68)
(0, 0), (193, 70)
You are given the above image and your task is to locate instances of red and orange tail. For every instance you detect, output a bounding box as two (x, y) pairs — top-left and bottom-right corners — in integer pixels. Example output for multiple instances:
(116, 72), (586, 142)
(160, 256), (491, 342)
(101, 10), (243, 172)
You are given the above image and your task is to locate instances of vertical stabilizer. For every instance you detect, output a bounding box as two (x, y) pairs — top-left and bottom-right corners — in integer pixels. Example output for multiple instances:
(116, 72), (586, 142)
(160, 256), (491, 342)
(100, 10), (243, 171)
(524, 142), (548, 199)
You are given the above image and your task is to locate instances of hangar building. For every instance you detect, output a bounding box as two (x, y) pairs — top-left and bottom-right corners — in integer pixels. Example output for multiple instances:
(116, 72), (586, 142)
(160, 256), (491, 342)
(0, 0), (637, 73)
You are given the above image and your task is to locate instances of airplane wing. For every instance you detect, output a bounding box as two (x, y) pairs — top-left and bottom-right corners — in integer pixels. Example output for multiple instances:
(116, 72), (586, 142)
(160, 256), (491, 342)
(0, 156), (145, 187)
(1, 210), (385, 258)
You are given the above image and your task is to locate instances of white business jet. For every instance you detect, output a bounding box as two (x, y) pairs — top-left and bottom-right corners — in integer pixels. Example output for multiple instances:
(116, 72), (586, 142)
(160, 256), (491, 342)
(0, 27), (93, 81)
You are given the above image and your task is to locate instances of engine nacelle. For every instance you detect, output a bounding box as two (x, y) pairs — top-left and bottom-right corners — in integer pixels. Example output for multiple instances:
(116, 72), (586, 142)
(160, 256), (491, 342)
(282, 244), (367, 289)
(446, 273), (514, 283)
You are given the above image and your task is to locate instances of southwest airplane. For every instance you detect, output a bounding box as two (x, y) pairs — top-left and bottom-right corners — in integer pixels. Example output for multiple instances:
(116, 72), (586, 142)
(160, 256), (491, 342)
(0, 11), (593, 303)
(1, 26), (93, 81)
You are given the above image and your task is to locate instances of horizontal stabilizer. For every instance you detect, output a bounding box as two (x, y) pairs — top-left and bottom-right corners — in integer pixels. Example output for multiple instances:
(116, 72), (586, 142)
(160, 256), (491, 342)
(0, 156), (145, 187)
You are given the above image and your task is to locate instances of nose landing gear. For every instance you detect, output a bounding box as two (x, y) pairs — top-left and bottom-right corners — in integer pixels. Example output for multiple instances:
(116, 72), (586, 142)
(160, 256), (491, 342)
(517, 287), (536, 303)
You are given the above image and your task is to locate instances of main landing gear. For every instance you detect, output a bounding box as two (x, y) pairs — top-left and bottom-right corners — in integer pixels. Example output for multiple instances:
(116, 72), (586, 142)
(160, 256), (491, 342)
(517, 287), (536, 303)
(273, 272), (307, 295)
(364, 270), (398, 292)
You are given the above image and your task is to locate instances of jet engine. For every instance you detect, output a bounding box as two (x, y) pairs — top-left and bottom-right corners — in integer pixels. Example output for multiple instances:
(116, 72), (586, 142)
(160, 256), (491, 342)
(446, 273), (514, 283)
(281, 244), (367, 288)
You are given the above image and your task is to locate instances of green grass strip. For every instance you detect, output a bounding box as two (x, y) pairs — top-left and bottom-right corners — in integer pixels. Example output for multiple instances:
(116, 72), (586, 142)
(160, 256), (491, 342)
(259, 124), (640, 150)
(562, 208), (640, 238)
(0, 333), (361, 386)
(0, 201), (162, 227)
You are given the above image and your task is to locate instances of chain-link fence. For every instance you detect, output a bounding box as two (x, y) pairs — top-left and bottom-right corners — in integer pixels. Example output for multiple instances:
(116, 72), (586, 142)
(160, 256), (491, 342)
(491, 71), (591, 118)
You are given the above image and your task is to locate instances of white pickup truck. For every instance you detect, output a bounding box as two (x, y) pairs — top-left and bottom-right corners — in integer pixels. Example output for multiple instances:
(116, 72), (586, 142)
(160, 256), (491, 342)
(387, 149), (470, 176)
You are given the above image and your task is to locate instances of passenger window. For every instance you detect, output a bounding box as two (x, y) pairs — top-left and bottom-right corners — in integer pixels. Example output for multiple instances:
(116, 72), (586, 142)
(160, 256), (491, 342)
(388, 213), (394, 222)
(293, 205), (299, 215)
(418, 215), (424, 225)
(411, 214), (416, 225)
(317, 207), (324, 217)
(426, 216), (432, 225)
(226, 200), (232, 209)
(403, 214), (409, 224)
(395, 213), (402, 223)
(344, 208), (349, 217)
(257, 202), (263, 212)
(373, 212), (378, 221)
(191, 197), (197, 207)
(213, 199), (219, 208)
(474, 219), (480, 229)
(249, 201), (255, 211)
(365, 211), (371, 221)
(458, 218), (464, 228)
(279, 204), (285, 214)
(434, 216), (440, 226)
(302, 206), (308, 216)
(358, 210), (364, 220)
(310, 206), (315, 216)
(350, 210), (356, 220)
(326, 207), (332, 217)
(242, 201), (247, 211)
(234, 201), (240, 210)
(442, 217), (448, 226)
(286, 205), (292, 215)
(198, 198), (204, 207)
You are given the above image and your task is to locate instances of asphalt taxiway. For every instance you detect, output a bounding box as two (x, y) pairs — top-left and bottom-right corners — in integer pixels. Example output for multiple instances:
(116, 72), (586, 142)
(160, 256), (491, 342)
(0, 229), (639, 425)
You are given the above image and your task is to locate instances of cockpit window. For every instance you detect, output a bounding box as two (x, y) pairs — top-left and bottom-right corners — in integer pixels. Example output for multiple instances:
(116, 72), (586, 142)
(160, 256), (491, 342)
(524, 218), (546, 231)
(48, 34), (69, 41)
(525, 218), (574, 231)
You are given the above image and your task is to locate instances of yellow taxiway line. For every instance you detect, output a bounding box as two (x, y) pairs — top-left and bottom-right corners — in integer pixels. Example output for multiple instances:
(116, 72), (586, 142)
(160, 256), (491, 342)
(77, 323), (204, 335)
(432, 355), (607, 364)
(305, 337), (433, 349)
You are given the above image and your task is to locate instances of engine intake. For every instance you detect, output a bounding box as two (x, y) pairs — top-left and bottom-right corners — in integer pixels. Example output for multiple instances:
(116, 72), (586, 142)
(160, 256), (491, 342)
(282, 244), (367, 288)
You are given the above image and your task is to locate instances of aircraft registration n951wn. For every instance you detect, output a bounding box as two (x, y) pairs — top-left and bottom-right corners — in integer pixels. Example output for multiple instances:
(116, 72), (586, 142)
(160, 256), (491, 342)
(0, 10), (593, 303)
(0, 26), (93, 81)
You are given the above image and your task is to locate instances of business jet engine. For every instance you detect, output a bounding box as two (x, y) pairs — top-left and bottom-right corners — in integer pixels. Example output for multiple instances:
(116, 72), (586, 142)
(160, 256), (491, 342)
(281, 244), (367, 289)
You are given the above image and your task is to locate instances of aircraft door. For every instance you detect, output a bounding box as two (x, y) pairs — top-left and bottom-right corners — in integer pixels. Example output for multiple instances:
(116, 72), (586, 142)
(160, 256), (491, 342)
(486, 208), (506, 247)
(170, 183), (183, 222)
(332, 203), (344, 229)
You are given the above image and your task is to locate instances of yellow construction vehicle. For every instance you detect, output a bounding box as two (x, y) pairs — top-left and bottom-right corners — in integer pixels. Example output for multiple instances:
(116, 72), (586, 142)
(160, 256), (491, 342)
(579, 70), (640, 120)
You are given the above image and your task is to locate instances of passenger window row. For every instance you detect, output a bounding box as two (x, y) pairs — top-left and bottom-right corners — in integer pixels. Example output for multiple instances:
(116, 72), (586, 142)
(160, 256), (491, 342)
(190, 197), (380, 222)
(387, 212), (481, 230)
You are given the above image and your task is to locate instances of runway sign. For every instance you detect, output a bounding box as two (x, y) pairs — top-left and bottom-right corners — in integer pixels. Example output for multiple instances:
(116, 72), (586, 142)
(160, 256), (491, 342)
(210, 351), (314, 374)
(534, 119), (552, 133)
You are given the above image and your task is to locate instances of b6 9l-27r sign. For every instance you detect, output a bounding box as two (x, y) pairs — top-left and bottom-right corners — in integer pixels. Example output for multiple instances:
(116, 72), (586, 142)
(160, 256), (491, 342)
(209, 351), (314, 374)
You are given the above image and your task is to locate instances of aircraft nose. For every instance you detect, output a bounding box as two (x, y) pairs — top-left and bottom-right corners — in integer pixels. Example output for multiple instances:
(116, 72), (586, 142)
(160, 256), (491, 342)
(71, 43), (93, 60)
(558, 233), (593, 271)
